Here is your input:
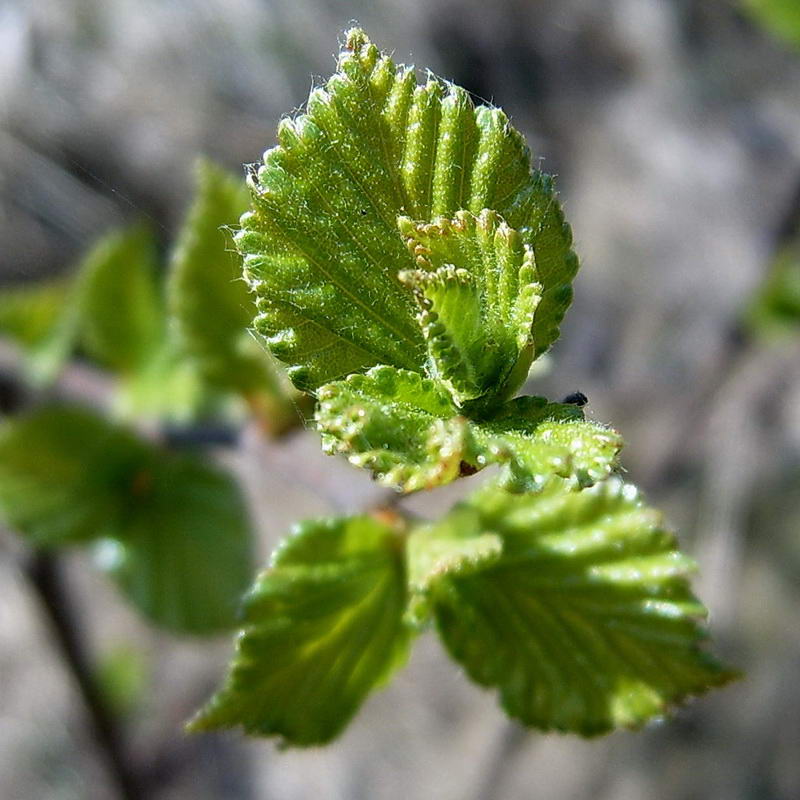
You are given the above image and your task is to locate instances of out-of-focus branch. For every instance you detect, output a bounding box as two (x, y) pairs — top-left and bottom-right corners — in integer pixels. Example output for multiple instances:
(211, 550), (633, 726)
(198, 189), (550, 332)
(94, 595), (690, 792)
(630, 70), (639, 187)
(23, 549), (144, 800)
(1, 355), (143, 799)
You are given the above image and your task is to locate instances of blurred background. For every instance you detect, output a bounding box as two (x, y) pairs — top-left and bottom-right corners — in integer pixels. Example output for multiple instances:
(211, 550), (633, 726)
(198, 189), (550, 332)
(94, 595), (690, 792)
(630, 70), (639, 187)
(1, 0), (800, 798)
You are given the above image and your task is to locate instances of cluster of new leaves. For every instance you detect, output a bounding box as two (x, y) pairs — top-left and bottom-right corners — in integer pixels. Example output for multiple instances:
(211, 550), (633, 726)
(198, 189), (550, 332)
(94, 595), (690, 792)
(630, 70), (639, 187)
(0, 159), (300, 427)
(193, 29), (737, 745)
(192, 479), (735, 743)
(0, 160), (303, 633)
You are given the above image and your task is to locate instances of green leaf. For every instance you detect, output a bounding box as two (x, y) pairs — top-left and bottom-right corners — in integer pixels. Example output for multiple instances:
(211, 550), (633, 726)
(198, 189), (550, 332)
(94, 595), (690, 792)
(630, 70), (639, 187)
(188, 513), (412, 745)
(99, 452), (254, 634)
(169, 159), (283, 396)
(470, 396), (624, 492)
(0, 279), (70, 350)
(316, 366), (468, 492)
(315, 366), (621, 492)
(745, 243), (800, 338)
(1, 225), (165, 386)
(398, 210), (541, 410)
(94, 644), (149, 716)
(112, 337), (210, 424)
(406, 505), (502, 626)
(0, 408), (253, 634)
(79, 223), (165, 373)
(425, 479), (738, 735)
(744, 0), (800, 49)
(238, 28), (578, 393)
(0, 279), (78, 385)
(0, 408), (150, 546)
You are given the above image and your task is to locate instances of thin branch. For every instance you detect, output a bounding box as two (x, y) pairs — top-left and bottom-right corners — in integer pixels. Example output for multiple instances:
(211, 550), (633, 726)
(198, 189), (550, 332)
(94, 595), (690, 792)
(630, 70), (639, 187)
(23, 549), (144, 800)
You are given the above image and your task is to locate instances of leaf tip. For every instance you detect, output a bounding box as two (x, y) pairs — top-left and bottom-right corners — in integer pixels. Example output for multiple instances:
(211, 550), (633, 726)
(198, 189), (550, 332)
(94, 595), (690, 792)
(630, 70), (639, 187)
(343, 27), (371, 53)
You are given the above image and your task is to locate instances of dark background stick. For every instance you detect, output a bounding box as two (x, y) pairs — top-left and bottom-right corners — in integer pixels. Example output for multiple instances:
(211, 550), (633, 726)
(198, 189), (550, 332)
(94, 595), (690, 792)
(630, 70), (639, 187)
(23, 549), (143, 800)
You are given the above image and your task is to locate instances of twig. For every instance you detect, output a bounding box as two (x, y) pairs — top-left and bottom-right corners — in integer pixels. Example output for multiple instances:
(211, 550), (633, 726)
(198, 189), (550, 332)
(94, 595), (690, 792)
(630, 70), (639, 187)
(23, 549), (144, 800)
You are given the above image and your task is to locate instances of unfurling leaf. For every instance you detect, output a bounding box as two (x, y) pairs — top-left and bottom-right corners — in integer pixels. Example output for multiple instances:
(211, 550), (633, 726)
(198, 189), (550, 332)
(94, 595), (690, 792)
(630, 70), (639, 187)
(238, 28), (578, 394)
(169, 161), (282, 393)
(188, 513), (412, 745)
(398, 210), (541, 411)
(315, 366), (622, 492)
(0, 408), (252, 634)
(424, 479), (738, 734)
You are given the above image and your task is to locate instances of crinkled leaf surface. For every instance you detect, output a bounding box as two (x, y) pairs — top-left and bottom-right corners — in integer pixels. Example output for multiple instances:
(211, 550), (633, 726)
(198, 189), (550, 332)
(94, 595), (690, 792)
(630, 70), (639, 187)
(316, 366), (468, 492)
(398, 210), (541, 409)
(425, 478), (737, 734)
(189, 513), (412, 745)
(406, 505), (502, 626)
(0, 408), (252, 634)
(315, 366), (621, 492)
(238, 28), (578, 393)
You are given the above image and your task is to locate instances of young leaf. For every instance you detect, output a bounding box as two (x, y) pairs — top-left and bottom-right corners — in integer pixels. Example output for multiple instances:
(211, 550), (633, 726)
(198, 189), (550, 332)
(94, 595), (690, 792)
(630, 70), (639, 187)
(169, 159), (284, 396)
(315, 366), (621, 492)
(0, 279), (78, 385)
(0, 408), (253, 634)
(316, 366), (468, 492)
(470, 396), (623, 492)
(406, 505), (502, 626)
(0, 279), (70, 350)
(0, 407), (150, 547)
(188, 513), (412, 745)
(745, 242), (800, 338)
(424, 479), (738, 735)
(1, 225), (167, 389)
(79, 223), (165, 373)
(112, 338), (210, 424)
(101, 453), (253, 634)
(238, 28), (578, 392)
(398, 210), (541, 410)
(744, 0), (800, 49)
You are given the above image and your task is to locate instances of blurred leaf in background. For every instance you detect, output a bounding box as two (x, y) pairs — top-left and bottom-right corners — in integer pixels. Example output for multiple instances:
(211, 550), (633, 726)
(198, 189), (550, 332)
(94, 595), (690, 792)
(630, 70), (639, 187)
(744, 0), (800, 49)
(79, 223), (164, 374)
(72, 223), (211, 423)
(745, 242), (800, 338)
(0, 277), (81, 387)
(0, 160), (304, 430)
(168, 158), (305, 433)
(0, 407), (253, 634)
